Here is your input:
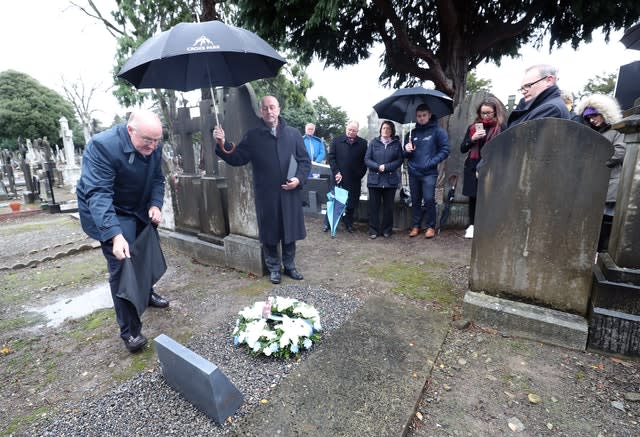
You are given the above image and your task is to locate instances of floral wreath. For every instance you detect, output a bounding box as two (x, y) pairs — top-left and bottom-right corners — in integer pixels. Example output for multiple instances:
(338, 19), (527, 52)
(232, 296), (323, 358)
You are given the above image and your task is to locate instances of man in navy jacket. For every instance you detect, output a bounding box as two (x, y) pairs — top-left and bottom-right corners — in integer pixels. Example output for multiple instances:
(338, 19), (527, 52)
(76, 110), (169, 353)
(404, 104), (450, 238)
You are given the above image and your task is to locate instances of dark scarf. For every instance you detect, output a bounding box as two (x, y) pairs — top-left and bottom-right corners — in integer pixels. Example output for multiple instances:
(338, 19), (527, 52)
(468, 119), (501, 159)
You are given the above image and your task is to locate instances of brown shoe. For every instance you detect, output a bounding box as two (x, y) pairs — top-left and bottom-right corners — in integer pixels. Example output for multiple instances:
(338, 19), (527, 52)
(425, 228), (436, 238)
(408, 227), (420, 237)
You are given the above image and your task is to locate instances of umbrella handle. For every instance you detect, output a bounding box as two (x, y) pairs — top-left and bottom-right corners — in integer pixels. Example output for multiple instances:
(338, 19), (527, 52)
(220, 141), (237, 155)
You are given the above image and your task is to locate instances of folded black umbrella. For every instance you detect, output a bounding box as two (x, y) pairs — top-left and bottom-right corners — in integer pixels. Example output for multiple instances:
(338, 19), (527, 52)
(116, 224), (167, 316)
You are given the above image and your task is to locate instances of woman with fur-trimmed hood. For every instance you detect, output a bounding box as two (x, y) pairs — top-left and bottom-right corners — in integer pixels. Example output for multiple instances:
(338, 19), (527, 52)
(575, 93), (626, 251)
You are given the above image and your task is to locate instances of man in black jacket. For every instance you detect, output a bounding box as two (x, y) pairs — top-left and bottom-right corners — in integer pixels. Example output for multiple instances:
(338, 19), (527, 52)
(507, 64), (570, 128)
(326, 121), (368, 233)
(213, 96), (311, 285)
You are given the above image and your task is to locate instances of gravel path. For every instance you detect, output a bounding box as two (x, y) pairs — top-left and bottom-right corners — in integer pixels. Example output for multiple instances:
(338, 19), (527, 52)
(26, 284), (362, 437)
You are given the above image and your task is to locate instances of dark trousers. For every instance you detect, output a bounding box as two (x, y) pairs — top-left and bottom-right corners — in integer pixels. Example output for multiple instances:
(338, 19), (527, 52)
(263, 241), (296, 273)
(468, 196), (477, 226)
(100, 216), (148, 341)
(409, 174), (438, 229)
(368, 187), (397, 236)
(342, 181), (362, 227)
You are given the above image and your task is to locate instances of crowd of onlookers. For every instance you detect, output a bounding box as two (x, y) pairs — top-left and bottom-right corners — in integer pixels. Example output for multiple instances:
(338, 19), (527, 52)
(76, 64), (628, 351)
(305, 63), (626, 253)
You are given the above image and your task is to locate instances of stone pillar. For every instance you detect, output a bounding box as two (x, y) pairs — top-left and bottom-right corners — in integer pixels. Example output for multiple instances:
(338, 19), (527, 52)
(59, 117), (77, 168)
(589, 106), (640, 356)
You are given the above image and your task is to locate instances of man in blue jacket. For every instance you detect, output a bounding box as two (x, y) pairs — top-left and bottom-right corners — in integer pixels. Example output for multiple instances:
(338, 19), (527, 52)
(507, 64), (570, 128)
(404, 104), (450, 239)
(303, 123), (326, 163)
(76, 110), (169, 353)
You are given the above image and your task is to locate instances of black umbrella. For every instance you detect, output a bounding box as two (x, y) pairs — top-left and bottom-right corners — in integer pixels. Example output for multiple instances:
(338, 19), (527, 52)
(117, 20), (286, 124)
(116, 224), (167, 316)
(118, 20), (286, 91)
(373, 86), (454, 123)
(621, 22), (640, 51)
(437, 174), (457, 234)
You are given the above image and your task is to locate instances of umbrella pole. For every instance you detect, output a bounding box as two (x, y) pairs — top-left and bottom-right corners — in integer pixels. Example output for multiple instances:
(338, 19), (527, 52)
(210, 86), (220, 126)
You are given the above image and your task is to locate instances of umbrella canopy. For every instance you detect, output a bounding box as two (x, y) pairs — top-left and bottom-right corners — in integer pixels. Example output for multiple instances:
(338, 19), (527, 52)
(117, 20), (286, 91)
(621, 22), (640, 51)
(326, 186), (349, 238)
(373, 87), (454, 123)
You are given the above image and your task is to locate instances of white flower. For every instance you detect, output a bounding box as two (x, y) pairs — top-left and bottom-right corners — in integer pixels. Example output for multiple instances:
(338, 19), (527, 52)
(233, 296), (323, 358)
(238, 302), (264, 320)
(303, 338), (313, 349)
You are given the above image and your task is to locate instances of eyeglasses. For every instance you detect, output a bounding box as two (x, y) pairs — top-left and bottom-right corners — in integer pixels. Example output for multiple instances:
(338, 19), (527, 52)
(518, 76), (548, 93)
(480, 111), (495, 117)
(134, 129), (161, 145)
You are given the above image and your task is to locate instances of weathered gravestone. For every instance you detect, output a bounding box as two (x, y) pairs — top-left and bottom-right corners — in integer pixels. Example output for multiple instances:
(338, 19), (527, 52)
(464, 118), (613, 348)
(163, 85), (266, 276)
(589, 106), (640, 356)
(217, 86), (265, 275)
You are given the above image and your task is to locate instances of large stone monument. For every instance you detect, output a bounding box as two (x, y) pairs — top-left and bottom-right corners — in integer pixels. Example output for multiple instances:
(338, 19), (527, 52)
(162, 85), (267, 276)
(464, 118), (613, 349)
(589, 105), (640, 356)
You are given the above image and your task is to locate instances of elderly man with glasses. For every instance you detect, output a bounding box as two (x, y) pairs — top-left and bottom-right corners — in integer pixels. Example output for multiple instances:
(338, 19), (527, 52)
(507, 64), (570, 128)
(76, 109), (170, 353)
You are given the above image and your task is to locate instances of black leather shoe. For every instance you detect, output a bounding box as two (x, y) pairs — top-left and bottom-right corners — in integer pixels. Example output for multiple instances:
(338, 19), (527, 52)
(283, 268), (304, 280)
(346, 225), (354, 233)
(123, 334), (147, 353)
(270, 271), (281, 284)
(149, 292), (169, 308)
(322, 225), (330, 232)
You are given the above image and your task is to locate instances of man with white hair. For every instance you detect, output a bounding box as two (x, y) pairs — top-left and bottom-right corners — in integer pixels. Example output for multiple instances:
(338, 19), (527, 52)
(507, 64), (570, 127)
(303, 122), (325, 163)
(76, 110), (170, 353)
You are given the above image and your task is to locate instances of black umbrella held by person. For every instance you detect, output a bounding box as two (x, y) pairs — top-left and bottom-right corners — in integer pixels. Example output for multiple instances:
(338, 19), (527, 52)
(373, 86), (454, 139)
(117, 19), (287, 149)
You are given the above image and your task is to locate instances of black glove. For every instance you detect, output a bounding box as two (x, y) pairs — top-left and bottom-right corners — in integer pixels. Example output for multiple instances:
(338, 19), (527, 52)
(605, 158), (621, 168)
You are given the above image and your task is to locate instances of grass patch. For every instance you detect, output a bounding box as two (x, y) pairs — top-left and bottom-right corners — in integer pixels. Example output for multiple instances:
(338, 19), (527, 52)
(0, 312), (45, 331)
(0, 254), (107, 306)
(67, 309), (114, 342)
(367, 260), (455, 305)
(114, 347), (156, 381)
(0, 338), (41, 382)
(235, 281), (270, 298)
(1, 406), (51, 436)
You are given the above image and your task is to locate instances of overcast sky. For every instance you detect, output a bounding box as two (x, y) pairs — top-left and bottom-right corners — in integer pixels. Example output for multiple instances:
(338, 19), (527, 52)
(2, 0), (638, 128)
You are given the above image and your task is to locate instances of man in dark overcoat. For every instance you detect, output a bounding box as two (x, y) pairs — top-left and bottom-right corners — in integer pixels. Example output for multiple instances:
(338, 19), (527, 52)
(213, 96), (311, 284)
(326, 120), (368, 232)
(507, 64), (570, 128)
(76, 110), (170, 353)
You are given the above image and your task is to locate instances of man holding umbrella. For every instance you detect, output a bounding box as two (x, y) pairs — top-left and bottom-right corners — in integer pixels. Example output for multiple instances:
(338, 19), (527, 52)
(404, 104), (450, 238)
(213, 96), (311, 285)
